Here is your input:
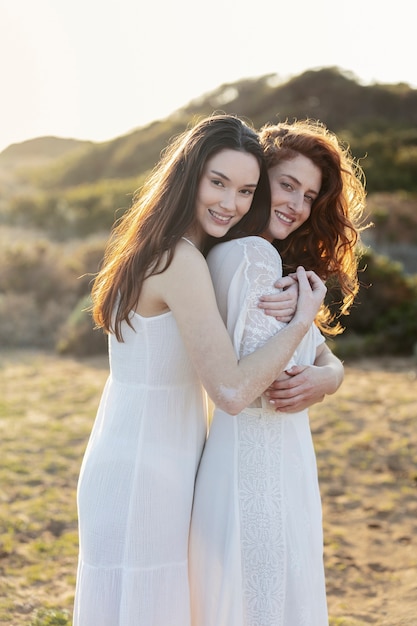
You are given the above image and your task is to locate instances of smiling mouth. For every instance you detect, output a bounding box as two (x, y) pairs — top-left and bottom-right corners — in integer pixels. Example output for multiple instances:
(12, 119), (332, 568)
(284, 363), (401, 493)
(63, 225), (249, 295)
(209, 209), (233, 223)
(275, 211), (293, 224)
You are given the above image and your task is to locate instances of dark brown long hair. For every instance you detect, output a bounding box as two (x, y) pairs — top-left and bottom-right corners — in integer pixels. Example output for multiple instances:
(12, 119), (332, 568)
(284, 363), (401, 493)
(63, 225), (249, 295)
(91, 114), (271, 340)
(259, 119), (367, 335)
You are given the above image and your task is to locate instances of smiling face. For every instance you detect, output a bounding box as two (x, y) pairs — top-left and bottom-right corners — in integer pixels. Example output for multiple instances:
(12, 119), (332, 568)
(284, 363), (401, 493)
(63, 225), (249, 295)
(263, 153), (322, 242)
(190, 148), (261, 247)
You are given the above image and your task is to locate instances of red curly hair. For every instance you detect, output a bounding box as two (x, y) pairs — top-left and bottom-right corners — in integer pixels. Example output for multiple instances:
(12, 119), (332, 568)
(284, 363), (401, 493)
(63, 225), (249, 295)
(259, 119), (368, 336)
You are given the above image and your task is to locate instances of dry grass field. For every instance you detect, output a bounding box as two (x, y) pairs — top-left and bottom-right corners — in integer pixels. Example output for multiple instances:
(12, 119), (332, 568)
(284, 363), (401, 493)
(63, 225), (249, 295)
(0, 350), (416, 625)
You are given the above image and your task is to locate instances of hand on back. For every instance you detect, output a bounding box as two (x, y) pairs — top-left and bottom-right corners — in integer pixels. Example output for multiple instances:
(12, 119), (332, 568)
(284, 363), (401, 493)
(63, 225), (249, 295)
(258, 275), (298, 323)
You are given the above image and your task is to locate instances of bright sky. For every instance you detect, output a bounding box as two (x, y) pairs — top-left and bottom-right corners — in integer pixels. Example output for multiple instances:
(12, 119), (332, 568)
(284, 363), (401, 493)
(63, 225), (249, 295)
(1, 0), (416, 153)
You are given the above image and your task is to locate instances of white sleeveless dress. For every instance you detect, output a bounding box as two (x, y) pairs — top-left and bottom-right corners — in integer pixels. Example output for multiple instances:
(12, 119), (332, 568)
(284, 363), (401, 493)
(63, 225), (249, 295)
(73, 310), (207, 626)
(189, 237), (328, 626)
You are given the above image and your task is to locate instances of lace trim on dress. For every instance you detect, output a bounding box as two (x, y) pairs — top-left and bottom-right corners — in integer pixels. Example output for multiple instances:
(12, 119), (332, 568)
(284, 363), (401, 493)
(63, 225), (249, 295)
(237, 238), (297, 368)
(234, 238), (289, 624)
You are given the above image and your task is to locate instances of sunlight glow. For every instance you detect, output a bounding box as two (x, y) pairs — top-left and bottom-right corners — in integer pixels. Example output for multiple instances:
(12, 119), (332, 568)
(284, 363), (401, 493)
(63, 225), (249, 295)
(1, 0), (416, 152)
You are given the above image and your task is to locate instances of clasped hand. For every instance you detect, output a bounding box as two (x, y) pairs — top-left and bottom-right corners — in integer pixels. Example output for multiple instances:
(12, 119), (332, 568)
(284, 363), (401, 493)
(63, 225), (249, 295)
(258, 269), (327, 413)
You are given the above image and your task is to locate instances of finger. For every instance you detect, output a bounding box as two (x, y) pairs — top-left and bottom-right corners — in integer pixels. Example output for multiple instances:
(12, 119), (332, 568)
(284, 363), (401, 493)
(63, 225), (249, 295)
(274, 276), (296, 289)
(274, 404), (304, 414)
(258, 303), (295, 315)
(267, 374), (296, 389)
(275, 315), (293, 323)
(261, 307), (295, 317)
(295, 266), (307, 279)
(271, 398), (302, 412)
(258, 294), (294, 304)
(304, 270), (327, 293)
(266, 386), (297, 399)
(284, 365), (306, 376)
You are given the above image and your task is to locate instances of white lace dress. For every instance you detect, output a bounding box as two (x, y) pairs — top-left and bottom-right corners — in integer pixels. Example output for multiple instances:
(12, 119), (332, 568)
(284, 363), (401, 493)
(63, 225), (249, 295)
(189, 237), (328, 626)
(73, 311), (207, 626)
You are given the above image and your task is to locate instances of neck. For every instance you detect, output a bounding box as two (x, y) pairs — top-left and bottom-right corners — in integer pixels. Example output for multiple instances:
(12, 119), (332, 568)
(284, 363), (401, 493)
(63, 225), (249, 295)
(183, 228), (206, 250)
(182, 235), (202, 250)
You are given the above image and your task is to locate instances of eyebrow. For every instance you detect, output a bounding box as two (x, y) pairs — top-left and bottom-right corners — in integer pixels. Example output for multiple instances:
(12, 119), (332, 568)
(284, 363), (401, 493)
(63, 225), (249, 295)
(210, 169), (258, 188)
(282, 173), (320, 196)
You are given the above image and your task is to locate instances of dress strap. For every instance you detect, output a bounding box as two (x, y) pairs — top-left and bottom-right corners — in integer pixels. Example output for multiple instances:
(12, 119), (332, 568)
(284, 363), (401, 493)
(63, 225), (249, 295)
(181, 236), (197, 248)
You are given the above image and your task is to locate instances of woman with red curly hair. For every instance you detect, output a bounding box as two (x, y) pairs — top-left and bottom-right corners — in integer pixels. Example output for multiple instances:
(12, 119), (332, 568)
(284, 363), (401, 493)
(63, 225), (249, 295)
(260, 119), (367, 412)
(189, 119), (366, 626)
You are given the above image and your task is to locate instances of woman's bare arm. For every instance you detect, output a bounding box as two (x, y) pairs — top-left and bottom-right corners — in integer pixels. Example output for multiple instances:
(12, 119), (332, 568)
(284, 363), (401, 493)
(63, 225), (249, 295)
(149, 244), (326, 415)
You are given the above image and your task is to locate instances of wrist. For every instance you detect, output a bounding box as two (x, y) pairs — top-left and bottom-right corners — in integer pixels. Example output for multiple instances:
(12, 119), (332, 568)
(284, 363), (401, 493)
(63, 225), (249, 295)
(322, 364), (344, 394)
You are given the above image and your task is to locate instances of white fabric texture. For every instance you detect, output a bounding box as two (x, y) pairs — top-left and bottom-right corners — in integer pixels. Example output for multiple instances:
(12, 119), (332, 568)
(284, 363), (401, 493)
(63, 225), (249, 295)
(73, 311), (207, 626)
(189, 236), (328, 626)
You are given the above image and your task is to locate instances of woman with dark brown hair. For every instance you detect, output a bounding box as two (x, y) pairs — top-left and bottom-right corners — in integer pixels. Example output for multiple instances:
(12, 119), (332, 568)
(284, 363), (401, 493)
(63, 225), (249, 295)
(72, 114), (326, 626)
(189, 119), (366, 626)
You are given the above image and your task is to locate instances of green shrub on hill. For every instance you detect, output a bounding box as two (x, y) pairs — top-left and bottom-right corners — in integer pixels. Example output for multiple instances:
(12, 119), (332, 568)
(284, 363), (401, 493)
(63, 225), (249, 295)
(350, 129), (417, 192)
(56, 294), (107, 357)
(0, 227), (415, 357)
(0, 231), (105, 349)
(335, 251), (417, 357)
(5, 177), (142, 239)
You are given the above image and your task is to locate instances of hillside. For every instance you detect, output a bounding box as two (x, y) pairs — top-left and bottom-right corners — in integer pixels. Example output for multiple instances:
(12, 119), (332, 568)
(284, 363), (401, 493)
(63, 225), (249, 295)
(1, 67), (417, 192)
(1, 67), (416, 256)
(0, 136), (92, 168)
(0, 136), (93, 200)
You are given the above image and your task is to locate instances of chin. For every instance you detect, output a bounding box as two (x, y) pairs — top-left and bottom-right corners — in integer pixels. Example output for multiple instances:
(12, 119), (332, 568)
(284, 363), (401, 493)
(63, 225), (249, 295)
(269, 231), (284, 241)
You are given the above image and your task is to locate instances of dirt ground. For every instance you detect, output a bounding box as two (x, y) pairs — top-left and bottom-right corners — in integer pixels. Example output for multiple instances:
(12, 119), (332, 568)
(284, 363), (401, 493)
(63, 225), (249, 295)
(311, 357), (417, 625)
(0, 351), (416, 625)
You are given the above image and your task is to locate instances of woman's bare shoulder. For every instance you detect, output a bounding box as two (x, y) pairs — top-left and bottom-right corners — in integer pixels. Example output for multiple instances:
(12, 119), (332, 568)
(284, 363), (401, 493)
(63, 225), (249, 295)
(137, 241), (209, 316)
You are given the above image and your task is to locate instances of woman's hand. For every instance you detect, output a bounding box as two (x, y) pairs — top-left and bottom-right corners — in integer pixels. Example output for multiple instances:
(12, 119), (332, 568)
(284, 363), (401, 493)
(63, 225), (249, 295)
(264, 344), (344, 413)
(265, 365), (327, 412)
(292, 267), (327, 327)
(258, 266), (325, 326)
(258, 276), (298, 323)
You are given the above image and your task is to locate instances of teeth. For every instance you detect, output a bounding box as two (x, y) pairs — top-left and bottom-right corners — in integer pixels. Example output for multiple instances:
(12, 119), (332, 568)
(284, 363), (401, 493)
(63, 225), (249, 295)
(209, 209), (231, 222)
(275, 211), (292, 224)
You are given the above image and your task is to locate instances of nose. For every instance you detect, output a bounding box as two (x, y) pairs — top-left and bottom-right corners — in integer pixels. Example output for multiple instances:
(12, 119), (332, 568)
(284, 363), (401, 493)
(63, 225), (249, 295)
(288, 191), (304, 214)
(219, 190), (236, 211)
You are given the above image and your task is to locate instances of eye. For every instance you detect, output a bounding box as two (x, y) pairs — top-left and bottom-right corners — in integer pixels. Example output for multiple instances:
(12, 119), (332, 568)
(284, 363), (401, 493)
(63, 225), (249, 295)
(280, 181), (293, 191)
(305, 194), (316, 204)
(239, 188), (254, 196)
(211, 178), (224, 187)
